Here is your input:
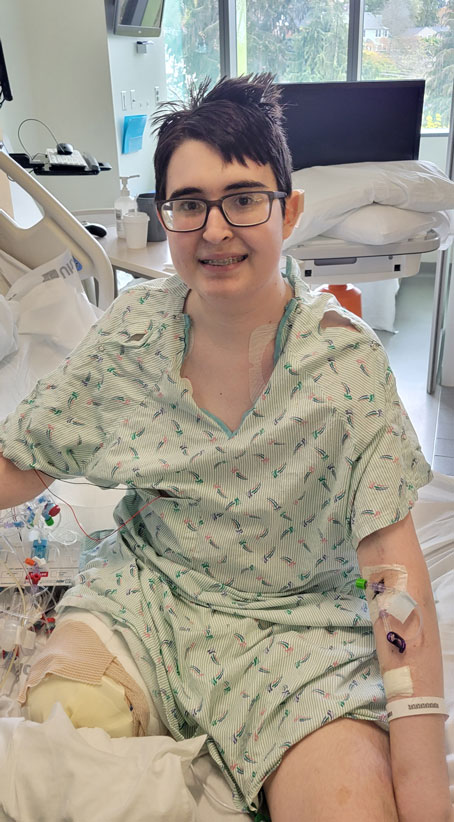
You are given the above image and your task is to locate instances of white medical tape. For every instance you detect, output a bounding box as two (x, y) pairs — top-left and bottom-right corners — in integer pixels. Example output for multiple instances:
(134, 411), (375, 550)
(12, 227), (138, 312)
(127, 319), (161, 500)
(386, 697), (448, 721)
(383, 666), (414, 699)
(362, 564), (408, 625)
(385, 591), (418, 623)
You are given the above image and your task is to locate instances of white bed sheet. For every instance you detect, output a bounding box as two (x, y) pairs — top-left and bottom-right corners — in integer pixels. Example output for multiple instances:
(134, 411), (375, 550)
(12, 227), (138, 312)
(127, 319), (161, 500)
(0, 269), (453, 820)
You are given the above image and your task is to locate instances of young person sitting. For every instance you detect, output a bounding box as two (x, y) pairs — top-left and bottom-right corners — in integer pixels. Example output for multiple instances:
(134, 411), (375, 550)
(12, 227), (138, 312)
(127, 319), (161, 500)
(0, 74), (450, 821)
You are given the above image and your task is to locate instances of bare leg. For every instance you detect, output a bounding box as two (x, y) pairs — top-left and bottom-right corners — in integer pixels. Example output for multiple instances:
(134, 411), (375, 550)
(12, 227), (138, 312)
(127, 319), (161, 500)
(264, 718), (399, 822)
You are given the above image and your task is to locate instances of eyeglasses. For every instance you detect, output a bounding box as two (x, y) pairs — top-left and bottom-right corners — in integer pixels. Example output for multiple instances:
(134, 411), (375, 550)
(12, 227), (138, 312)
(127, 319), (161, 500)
(156, 191), (287, 232)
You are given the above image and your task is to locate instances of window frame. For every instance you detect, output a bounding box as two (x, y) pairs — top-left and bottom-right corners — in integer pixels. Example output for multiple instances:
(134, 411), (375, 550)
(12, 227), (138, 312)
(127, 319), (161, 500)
(218, 0), (365, 81)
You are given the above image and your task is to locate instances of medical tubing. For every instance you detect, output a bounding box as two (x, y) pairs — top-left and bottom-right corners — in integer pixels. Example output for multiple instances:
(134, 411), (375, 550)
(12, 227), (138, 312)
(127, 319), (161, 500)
(33, 469), (163, 543)
(0, 534), (43, 618)
(0, 646), (19, 691)
(0, 531), (58, 626)
(0, 554), (28, 621)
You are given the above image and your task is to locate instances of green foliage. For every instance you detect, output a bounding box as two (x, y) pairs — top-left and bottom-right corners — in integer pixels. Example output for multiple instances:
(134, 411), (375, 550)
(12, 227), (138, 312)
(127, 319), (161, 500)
(415, 0), (439, 26)
(162, 0), (453, 130)
(424, 111), (444, 126)
(281, 0), (349, 82)
(164, 0), (349, 88)
(382, 0), (412, 36)
(425, 2), (454, 127)
(163, 0), (220, 100)
(361, 50), (398, 78)
(364, 0), (385, 13)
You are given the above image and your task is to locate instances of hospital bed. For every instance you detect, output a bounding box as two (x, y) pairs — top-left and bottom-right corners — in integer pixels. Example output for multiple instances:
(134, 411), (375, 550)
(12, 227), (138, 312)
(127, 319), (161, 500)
(0, 122), (454, 820)
(279, 79), (454, 335)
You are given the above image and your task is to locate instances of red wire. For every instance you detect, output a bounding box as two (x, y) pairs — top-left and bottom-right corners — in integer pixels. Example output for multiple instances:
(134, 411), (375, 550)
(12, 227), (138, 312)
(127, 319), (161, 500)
(33, 470), (161, 543)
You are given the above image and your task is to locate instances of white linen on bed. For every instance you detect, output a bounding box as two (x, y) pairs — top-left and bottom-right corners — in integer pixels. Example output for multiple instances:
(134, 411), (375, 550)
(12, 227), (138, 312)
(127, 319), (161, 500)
(324, 204), (454, 247)
(285, 159), (454, 246)
(0, 703), (206, 822)
(11, 277), (98, 352)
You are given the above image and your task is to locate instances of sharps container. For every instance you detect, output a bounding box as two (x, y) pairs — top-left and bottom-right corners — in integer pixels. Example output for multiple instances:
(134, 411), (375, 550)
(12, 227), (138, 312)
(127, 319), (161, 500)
(137, 192), (166, 242)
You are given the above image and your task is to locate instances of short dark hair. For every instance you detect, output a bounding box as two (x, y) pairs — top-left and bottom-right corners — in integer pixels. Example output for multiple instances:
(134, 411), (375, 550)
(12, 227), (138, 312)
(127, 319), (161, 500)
(152, 73), (293, 215)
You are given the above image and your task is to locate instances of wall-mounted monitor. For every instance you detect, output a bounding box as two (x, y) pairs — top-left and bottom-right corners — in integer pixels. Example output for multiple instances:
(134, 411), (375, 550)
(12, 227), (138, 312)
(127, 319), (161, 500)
(278, 80), (424, 170)
(113, 0), (165, 37)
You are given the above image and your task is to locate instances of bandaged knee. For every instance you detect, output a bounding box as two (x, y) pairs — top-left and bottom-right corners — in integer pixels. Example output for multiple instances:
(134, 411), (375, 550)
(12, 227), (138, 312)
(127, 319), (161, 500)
(19, 617), (166, 737)
(25, 672), (136, 738)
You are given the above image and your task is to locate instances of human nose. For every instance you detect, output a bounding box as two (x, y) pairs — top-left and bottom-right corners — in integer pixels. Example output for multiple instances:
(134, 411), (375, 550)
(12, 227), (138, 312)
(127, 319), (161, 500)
(201, 203), (233, 243)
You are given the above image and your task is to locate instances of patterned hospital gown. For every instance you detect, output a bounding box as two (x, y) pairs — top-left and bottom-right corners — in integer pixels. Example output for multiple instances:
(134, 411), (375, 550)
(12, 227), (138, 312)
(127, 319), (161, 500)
(0, 257), (432, 811)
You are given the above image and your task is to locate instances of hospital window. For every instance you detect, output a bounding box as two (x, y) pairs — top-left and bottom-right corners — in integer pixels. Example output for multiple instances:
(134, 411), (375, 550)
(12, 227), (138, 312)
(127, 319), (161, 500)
(162, 0), (452, 131)
(361, 0), (452, 130)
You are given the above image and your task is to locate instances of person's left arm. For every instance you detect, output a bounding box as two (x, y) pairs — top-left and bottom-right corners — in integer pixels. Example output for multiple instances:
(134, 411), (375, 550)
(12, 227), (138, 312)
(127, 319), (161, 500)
(357, 513), (451, 822)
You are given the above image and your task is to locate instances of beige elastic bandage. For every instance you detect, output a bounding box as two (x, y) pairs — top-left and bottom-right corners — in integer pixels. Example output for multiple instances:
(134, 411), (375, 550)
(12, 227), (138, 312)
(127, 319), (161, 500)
(19, 620), (150, 736)
(382, 666), (414, 699)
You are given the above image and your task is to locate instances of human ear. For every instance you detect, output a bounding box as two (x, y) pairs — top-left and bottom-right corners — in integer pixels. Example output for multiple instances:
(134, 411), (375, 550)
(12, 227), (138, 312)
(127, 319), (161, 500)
(283, 189), (304, 240)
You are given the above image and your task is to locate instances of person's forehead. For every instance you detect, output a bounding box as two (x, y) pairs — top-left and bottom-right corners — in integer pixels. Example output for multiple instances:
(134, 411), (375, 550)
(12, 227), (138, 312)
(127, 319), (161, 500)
(165, 139), (277, 197)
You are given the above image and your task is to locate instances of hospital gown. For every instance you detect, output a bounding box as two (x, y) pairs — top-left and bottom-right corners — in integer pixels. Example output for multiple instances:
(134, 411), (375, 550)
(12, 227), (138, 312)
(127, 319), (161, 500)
(0, 257), (432, 811)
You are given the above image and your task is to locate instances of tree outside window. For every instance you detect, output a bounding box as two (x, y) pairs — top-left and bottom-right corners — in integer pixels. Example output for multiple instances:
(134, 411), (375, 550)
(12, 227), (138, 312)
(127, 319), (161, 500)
(161, 0), (454, 129)
(362, 0), (454, 129)
(162, 0), (220, 101)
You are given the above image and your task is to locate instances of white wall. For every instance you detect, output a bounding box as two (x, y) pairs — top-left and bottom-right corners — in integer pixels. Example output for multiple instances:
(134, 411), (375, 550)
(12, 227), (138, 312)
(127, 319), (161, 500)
(107, 31), (167, 200)
(0, 0), (166, 211)
(419, 133), (448, 169)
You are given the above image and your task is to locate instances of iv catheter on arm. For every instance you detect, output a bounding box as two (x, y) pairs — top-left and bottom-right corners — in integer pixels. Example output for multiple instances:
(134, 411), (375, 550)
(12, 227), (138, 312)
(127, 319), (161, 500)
(357, 512), (451, 822)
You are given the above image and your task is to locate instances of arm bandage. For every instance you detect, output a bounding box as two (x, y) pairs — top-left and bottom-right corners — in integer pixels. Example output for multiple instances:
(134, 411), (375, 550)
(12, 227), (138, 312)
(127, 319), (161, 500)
(386, 697), (449, 721)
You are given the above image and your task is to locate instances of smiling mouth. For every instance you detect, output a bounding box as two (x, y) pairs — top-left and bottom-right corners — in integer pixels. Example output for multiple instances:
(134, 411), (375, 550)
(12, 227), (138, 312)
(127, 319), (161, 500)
(199, 254), (248, 266)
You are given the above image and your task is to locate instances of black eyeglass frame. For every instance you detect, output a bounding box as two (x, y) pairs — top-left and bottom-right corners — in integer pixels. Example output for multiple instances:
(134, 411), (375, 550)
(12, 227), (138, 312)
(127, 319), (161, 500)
(156, 191), (287, 232)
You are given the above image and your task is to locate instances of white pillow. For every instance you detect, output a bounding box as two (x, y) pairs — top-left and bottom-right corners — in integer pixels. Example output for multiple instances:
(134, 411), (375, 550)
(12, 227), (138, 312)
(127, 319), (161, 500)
(284, 160), (454, 247)
(324, 204), (447, 245)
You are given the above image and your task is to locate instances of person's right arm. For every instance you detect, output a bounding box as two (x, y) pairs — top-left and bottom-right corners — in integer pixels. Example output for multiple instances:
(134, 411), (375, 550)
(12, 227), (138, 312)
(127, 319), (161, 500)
(0, 451), (53, 510)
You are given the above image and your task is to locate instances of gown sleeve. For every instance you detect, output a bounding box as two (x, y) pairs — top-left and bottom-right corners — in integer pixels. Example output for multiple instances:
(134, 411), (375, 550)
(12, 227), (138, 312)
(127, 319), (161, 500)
(347, 349), (432, 550)
(0, 284), (160, 488)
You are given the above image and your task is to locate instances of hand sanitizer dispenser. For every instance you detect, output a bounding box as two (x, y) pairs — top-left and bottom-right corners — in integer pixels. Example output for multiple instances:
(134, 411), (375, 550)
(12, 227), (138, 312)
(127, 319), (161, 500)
(115, 175), (139, 238)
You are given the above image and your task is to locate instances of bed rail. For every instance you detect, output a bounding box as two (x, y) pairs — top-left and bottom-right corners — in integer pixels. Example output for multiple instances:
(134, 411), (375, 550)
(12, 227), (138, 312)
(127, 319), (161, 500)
(0, 150), (114, 309)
